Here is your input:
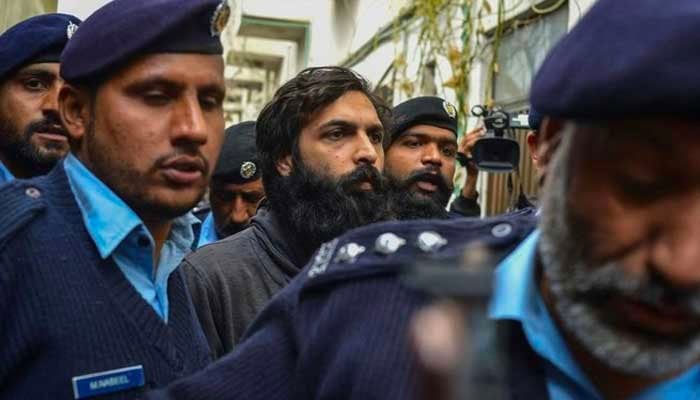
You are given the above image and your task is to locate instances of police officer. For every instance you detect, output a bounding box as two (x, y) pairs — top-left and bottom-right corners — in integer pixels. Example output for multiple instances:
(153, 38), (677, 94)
(197, 121), (264, 247)
(0, 13), (81, 184)
(0, 0), (229, 398)
(147, 0), (700, 399)
(384, 96), (460, 219)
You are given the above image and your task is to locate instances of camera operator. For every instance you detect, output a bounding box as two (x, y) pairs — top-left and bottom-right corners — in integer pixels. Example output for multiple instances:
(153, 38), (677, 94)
(448, 126), (484, 217)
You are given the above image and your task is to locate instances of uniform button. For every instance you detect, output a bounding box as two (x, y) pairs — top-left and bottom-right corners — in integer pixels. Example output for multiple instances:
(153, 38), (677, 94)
(374, 232), (406, 255)
(491, 223), (512, 238)
(25, 187), (41, 198)
(416, 231), (447, 253)
(333, 242), (366, 263)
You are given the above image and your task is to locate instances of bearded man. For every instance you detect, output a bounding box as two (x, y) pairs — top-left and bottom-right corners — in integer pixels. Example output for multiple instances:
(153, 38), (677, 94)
(383, 96), (458, 220)
(0, 13), (81, 184)
(180, 66), (391, 358)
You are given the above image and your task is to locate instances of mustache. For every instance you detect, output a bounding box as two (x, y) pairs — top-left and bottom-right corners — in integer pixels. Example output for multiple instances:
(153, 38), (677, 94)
(24, 114), (67, 137)
(339, 163), (385, 193)
(153, 149), (210, 175)
(403, 168), (452, 194)
(569, 262), (700, 317)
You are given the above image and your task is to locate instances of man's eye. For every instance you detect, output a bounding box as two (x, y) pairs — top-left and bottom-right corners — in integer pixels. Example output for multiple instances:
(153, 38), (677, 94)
(242, 192), (264, 204)
(23, 78), (48, 91)
(199, 95), (222, 111)
(326, 130), (345, 141)
(143, 91), (170, 105)
(404, 140), (420, 148)
(214, 191), (235, 202)
(618, 176), (667, 203)
(369, 132), (384, 144)
(442, 147), (457, 158)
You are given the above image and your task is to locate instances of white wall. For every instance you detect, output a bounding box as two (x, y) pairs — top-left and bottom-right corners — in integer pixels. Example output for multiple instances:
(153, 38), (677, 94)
(57, 0), (109, 19)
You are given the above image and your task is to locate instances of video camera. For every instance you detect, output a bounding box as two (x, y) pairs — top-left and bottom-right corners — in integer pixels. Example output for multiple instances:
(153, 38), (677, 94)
(463, 105), (531, 173)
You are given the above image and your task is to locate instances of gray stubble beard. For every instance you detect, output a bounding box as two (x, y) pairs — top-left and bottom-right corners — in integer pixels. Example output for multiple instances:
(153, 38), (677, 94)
(537, 124), (700, 377)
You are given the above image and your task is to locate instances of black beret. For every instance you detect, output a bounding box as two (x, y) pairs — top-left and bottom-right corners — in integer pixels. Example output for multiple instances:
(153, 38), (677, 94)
(61, 0), (230, 84)
(212, 121), (260, 184)
(528, 107), (543, 132)
(531, 0), (700, 120)
(0, 13), (81, 81)
(390, 96), (458, 143)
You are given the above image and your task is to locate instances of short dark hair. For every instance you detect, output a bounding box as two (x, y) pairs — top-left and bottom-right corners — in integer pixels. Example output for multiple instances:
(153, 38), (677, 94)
(255, 66), (391, 190)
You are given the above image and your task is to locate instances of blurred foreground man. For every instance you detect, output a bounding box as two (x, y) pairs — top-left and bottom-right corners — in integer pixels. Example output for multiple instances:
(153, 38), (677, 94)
(0, 13), (81, 184)
(0, 0), (228, 398)
(197, 121), (263, 247)
(148, 0), (700, 399)
(179, 66), (391, 358)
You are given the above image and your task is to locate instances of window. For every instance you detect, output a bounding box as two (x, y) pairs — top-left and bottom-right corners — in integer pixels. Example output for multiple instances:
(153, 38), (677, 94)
(492, 4), (569, 107)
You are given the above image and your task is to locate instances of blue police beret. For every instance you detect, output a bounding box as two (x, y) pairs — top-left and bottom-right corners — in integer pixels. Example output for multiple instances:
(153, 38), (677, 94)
(0, 13), (81, 81)
(213, 121), (260, 184)
(61, 0), (229, 84)
(530, 0), (700, 119)
(391, 96), (458, 143)
(528, 107), (543, 131)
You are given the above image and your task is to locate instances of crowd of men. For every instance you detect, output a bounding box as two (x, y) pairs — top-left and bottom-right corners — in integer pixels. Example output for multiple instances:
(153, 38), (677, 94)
(1, 0), (699, 398)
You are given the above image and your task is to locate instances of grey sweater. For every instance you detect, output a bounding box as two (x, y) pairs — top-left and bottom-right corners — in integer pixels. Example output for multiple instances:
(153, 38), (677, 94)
(180, 205), (310, 359)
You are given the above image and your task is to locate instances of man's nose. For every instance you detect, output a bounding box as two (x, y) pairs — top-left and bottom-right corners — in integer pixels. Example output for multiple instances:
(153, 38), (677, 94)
(421, 143), (443, 168)
(40, 81), (62, 115)
(353, 132), (380, 167)
(230, 196), (249, 224)
(171, 94), (208, 145)
(648, 194), (700, 288)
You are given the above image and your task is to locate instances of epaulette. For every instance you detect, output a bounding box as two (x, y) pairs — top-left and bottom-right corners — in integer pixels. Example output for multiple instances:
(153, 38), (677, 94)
(302, 213), (537, 290)
(0, 180), (47, 248)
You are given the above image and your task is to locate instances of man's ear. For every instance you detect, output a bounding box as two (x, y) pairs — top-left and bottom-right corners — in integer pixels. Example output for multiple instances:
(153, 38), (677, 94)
(275, 154), (293, 176)
(526, 131), (541, 168)
(59, 84), (92, 147)
(536, 117), (565, 172)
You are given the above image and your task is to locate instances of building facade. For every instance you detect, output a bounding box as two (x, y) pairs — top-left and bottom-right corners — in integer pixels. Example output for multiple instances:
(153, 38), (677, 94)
(1, 0), (597, 214)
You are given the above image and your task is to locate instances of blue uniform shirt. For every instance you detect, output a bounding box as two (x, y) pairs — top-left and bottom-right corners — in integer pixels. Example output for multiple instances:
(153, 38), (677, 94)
(490, 230), (700, 399)
(0, 161), (15, 185)
(196, 212), (218, 248)
(64, 154), (199, 322)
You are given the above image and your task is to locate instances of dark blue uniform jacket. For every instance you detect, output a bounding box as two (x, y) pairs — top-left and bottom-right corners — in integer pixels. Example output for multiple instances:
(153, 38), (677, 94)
(147, 213), (548, 400)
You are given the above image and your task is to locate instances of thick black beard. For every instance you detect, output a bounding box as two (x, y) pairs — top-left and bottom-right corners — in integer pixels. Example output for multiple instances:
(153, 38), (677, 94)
(265, 161), (392, 256)
(386, 168), (451, 220)
(0, 114), (67, 175)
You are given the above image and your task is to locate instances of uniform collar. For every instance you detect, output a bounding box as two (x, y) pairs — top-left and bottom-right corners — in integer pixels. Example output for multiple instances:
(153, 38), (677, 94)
(490, 230), (700, 400)
(63, 153), (199, 259)
(197, 212), (219, 248)
(489, 230), (601, 398)
(0, 160), (15, 184)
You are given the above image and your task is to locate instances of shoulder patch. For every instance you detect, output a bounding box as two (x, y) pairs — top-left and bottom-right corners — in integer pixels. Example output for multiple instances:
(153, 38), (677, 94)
(0, 181), (47, 247)
(302, 215), (537, 291)
(307, 239), (339, 278)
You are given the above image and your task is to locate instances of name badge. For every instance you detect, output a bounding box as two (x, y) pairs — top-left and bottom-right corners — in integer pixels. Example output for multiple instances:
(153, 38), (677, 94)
(72, 365), (145, 399)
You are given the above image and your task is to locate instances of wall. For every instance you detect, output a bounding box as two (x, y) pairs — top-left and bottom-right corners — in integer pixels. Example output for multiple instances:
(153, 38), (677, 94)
(56, 0), (108, 19)
(1, 0), (56, 32)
